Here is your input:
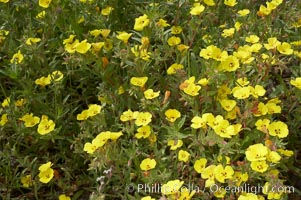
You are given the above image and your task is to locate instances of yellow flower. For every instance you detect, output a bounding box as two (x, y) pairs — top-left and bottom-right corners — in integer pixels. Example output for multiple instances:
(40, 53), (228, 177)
(191, 116), (206, 129)
(207, 46), (228, 61)
(59, 194), (71, 200)
(177, 189), (196, 200)
(190, 4), (205, 15)
(202, 113), (216, 127)
(264, 37), (280, 50)
(38, 162), (54, 183)
(194, 158), (207, 173)
(213, 119), (233, 138)
(250, 161), (269, 173)
(141, 196), (155, 200)
(39, 167), (54, 183)
(171, 26), (182, 35)
(178, 150), (190, 162)
(135, 112), (152, 126)
(250, 85), (266, 98)
(135, 125), (151, 139)
(294, 50), (301, 59)
(99, 29), (111, 38)
(116, 31), (132, 44)
(91, 42), (105, 53)
(21, 175), (32, 188)
(267, 1), (281, 9)
(267, 150), (281, 163)
(64, 39), (79, 53)
(0, 0), (9, 3)
(234, 46), (253, 64)
(39, 0), (52, 8)
(77, 110), (89, 121)
(184, 83), (201, 96)
(1, 97), (10, 107)
(197, 78), (209, 86)
(268, 97), (281, 104)
(37, 115), (55, 135)
(266, 102), (281, 114)
(131, 45), (151, 61)
(83, 142), (98, 154)
(250, 43), (262, 52)
(245, 143), (268, 162)
(214, 188), (227, 198)
(232, 86), (251, 99)
(15, 98), (25, 107)
(26, 37), (41, 45)
(291, 40), (301, 46)
(89, 29), (102, 37)
(36, 10), (46, 19)
(278, 149), (294, 157)
(252, 102), (268, 117)
(226, 107), (237, 120)
(204, 0), (215, 6)
(237, 9), (250, 16)
(277, 42), (293, 55)
(257, 5), (272, 16)
(141, 37), (150, 47)
(130, 76), (148, 87)
(0, 30), (9, 43)
(167, 63), (184, 75)
(19, 113), (40, 127)
(233, 172), (248, 186)
(219, 99), (236, 112)
(245, 35), (259, 43)
(140, 158), (156, 171)
(290, 77), (301, 89)
(103, 39), (113, 51)
(144, 89), (160, 99)
(268, 121), (289, 138)
(101, 6), (114, 16)
(219, 55), (240, 72)
(134, 14), (150, 31)
(10, 50), (24, 64)
(93, 132), (111, 147)
(0, 114), (8, 126)
(75, 40), (91, 54)
(109, 131), (123, 141)
(224, 0), (237, 7)
(177, 44), (189, 53)
(167, 139), (183, 150)
(234, 21), (242, 31)
(148, 134), (157, 144)
(221, 28), (235, 38)
(238, 193), (258, 200)
(263, 182), (283, 200)
(35, 76), (51, 87)
(120, 109), (138, 122)
(87, 104), (102, 117)
(157, 18), (170, 28)
(167, 36), (181, 46)
(50, 71), (64, 82)
(201, 165), (216, 187)
(165, 109), (181, 123)
(161, 179), (184, 195)
(255, 119), (270, 133)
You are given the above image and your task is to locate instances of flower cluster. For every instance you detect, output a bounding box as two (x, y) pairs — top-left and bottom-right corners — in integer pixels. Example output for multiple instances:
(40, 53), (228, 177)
(83, 131), (123, 154)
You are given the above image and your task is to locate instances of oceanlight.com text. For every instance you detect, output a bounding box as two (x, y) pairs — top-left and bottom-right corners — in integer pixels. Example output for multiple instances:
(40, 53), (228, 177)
(127, 183), (295, 195)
